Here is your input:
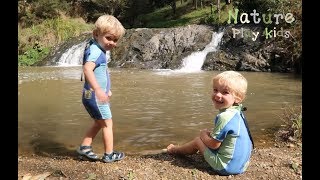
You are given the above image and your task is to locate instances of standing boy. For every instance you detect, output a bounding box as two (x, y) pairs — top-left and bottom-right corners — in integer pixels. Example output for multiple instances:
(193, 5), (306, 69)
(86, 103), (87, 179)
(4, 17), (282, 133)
(77, 14), (126, 163)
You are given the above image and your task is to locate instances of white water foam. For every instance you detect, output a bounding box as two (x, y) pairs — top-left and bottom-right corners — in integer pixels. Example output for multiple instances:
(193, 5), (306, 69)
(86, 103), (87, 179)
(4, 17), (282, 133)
(55, 42), (111, 67)
(55, 31), (223, 75)
(55, 42), (86, 67)
(155, 31), (224, 76)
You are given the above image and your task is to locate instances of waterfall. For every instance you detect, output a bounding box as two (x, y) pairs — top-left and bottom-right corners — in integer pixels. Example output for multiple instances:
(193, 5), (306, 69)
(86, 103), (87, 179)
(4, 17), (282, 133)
(154, 31), (224, 75)
(177, 31), (224, 73)
(55, 41), (110, 67)
(55, 41), (86, 66)
(54, 31), (223, 72)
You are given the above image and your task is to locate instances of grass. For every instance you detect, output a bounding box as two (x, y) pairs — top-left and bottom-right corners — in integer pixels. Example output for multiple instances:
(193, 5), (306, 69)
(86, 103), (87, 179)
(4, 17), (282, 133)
(136, 0), (232, 28)
(19, 0), (234, 65)
(18, 0), (301, 68)
(276, 105), (302, 143)
(18, 17), (93, 66)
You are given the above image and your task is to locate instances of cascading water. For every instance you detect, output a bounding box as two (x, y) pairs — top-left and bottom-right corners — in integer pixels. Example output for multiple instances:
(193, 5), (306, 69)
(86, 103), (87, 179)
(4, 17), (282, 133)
(177, 31), (224, 73)
(55, 41), (111, 67)
(56, 41), (87, 66)
(54, 31), (223, 72)
(154, 31), (224, 75)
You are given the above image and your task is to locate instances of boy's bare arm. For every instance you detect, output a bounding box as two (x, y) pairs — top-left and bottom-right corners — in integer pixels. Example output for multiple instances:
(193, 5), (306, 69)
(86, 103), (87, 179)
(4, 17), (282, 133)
(200, 129), (221, 150)
(83, 61), (109, 103)
(83, 62), (100, 90)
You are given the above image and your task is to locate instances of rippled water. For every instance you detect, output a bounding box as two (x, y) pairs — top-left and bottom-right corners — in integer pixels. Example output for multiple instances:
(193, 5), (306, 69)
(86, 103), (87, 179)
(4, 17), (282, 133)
(18, 66), (302, 155)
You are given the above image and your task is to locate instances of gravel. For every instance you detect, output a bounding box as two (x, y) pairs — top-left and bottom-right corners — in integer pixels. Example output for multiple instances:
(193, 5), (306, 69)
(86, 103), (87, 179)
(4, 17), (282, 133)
(18, 142), (302, 180)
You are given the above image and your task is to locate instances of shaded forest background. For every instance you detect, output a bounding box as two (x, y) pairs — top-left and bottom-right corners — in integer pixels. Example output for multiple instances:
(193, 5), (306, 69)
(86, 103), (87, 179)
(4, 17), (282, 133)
(18, 0), (302, 74)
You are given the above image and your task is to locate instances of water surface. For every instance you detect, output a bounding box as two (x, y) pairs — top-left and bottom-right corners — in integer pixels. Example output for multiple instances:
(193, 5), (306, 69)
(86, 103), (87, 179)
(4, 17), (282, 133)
(18, 66), (302, 155)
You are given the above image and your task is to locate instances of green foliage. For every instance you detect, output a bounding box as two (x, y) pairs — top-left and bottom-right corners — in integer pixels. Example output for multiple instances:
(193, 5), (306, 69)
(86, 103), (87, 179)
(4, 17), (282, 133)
(200, 3), (232, 25)
(18, 17), (93, 66)
(277, 105), (302, 142)
(18, 0), (60, 28)
(236, 0), (271, 13)
(43, 17), (91, 42)
(235, 0), (302, 73)
(274, 0), (302, 73)
(146, 7), (212, 27)
(18, 0), (301, 71)
(135, 3), (177, 27)
(137, 0), (228, 27)
(18, 46), (50, 66)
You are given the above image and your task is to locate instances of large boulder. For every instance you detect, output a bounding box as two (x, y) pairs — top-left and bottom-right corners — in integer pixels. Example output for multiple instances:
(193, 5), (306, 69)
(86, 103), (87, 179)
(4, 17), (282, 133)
(110, 25), (215, 69)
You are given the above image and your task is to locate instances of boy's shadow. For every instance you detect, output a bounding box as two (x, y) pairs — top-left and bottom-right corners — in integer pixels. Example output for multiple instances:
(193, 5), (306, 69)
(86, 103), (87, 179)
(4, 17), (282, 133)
(23, 134), (80, 161)
(139, 151), (218, 175)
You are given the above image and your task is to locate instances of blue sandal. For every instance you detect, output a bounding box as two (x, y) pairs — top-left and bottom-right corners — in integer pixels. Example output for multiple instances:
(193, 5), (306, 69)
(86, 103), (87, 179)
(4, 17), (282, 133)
(102, 151), (125, 163)
(76, 145), (99, 161)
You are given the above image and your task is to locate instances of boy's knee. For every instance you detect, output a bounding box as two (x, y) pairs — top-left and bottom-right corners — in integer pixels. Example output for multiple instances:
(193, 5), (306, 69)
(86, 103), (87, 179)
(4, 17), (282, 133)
(96, 119), (112, 128)
(195, 137), (207, 149)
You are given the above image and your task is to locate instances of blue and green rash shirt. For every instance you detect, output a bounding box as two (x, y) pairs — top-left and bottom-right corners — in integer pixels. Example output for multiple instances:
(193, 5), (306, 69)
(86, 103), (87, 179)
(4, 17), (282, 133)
(83, 39), (111, 93)
(203, 104), (253, 175)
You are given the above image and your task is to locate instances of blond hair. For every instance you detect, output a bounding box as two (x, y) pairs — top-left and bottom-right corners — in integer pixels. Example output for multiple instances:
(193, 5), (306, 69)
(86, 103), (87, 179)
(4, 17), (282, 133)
(93, 14), (125, 39)
(212, 71), (248, 103)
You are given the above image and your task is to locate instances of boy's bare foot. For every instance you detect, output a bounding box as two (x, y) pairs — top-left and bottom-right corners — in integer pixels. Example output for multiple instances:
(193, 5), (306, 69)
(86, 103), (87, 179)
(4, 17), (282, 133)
(166, 144), (176, 154)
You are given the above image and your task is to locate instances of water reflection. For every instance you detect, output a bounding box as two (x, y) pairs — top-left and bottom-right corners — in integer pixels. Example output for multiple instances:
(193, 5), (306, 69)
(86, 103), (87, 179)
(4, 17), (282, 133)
(18, 66), (302, 155)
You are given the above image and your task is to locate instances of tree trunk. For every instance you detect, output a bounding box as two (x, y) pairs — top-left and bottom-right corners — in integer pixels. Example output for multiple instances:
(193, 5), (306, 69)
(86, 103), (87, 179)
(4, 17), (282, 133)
(170, 1), (176, 14)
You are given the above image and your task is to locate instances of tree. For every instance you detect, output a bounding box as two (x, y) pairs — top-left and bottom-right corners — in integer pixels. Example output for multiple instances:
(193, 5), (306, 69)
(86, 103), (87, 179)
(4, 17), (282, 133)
(170, 0), (176, 14)
(217, 0), (220, 22)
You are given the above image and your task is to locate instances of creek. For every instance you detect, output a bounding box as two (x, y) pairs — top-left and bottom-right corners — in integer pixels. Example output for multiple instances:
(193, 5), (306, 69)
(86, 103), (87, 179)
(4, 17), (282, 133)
(18, 32), (301, 156)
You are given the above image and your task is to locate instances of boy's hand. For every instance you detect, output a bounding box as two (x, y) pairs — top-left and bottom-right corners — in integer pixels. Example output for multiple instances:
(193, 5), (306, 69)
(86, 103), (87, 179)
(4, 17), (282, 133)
(95, 88), (109, 104)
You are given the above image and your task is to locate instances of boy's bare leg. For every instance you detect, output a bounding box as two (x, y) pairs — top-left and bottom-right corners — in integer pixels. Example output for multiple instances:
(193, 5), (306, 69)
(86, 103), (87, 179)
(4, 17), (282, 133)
(167, 137), (207, 155)
(81, 121), (101, 146)
(97, 119), (113, 154)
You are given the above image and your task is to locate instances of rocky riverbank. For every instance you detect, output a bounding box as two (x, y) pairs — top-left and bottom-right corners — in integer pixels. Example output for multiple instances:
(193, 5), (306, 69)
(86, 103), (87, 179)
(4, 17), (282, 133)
(38, 24), (301, 74)
(18, 141), (301, 180)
